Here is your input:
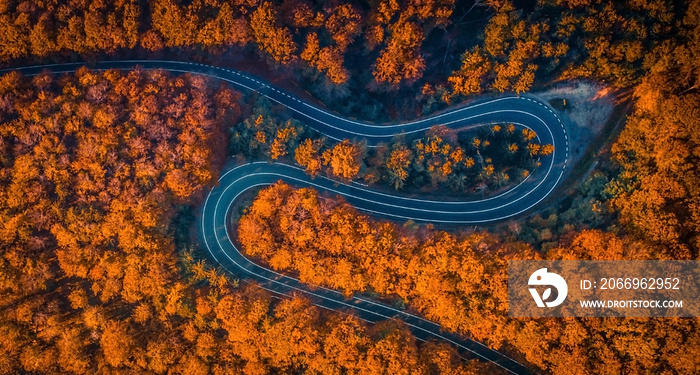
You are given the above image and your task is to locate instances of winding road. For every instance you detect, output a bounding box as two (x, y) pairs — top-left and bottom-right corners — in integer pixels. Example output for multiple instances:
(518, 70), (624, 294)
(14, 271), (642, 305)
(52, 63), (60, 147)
(6, 60), (569, 375)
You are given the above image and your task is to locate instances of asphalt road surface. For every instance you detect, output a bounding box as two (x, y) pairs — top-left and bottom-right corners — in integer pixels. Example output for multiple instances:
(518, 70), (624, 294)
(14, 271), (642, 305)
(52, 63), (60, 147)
(6, 60), (570, 375)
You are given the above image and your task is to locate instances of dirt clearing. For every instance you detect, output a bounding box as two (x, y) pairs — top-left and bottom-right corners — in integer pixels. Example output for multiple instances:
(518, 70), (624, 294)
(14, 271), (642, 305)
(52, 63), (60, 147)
(530, 81), (615, 165)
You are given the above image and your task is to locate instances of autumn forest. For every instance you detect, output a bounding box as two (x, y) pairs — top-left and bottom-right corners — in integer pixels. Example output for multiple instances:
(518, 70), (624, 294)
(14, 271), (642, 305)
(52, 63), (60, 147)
(1, 0), (700, 374)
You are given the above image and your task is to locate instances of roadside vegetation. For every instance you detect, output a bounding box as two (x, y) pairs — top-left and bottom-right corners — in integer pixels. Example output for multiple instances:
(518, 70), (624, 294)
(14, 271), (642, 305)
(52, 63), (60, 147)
(231, 95), (551, 195)
(0, 0), (699, 374)
(0, 0), (683, 120)
(238, 181), (698, 374)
